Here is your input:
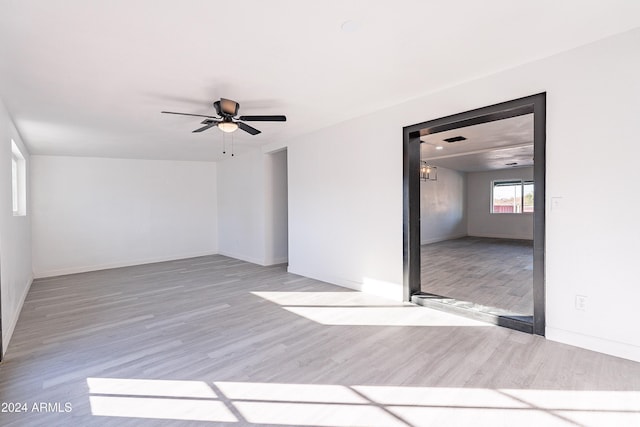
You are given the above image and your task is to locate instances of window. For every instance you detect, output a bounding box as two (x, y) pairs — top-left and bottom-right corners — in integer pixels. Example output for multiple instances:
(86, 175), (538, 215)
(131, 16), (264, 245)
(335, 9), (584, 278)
(492, 179), (534, 214)
(11, 139), (26, 216)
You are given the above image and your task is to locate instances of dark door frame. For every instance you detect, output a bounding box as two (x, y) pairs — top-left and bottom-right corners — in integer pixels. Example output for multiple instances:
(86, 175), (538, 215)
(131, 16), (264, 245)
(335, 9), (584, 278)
(403, 93), (546, 336)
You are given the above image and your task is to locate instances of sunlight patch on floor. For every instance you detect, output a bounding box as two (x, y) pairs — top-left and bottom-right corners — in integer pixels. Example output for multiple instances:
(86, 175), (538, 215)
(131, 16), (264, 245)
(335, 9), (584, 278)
(215, 381), (367, 403)
(353, 385), (526, 407)
(89, 395), (237, 422)
(253, 291), (492, 327)
(252, 291), (405, 307)
(234, 401), (403, 427)
(502, 388), (640, 410)
(86, 378), (640, 425)
(87, 377), (217, 398)
(283, 306), (492, 327)
(87, 377), (236, 422)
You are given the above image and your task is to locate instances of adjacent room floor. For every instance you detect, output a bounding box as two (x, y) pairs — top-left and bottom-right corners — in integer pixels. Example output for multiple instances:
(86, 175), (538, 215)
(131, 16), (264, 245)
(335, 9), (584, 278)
(421, 237), (534, 315)
(1, 255), (639, 426)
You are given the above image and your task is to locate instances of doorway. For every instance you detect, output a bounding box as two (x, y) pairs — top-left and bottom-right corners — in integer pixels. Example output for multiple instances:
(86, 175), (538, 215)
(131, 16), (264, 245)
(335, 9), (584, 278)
(265, 148), (289, 266)
(403, 94), (546, 335)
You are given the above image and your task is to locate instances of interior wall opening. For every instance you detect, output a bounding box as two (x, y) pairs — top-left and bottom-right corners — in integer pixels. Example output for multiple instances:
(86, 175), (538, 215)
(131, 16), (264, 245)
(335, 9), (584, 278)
(419, 114), (534, 324)
(266, 148), (289, 266)
(403, 94), (545, 335)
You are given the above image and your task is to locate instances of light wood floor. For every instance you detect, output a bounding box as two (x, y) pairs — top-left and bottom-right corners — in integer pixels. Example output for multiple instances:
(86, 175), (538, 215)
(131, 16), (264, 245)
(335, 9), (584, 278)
(421, 237), (534, 315)
(1, 255), (639, 426)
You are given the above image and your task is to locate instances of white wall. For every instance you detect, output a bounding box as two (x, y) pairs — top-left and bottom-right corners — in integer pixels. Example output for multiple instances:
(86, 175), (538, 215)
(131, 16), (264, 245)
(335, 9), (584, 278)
(31, 156), (217, 277)
(282, 28), (640, 361)
(217, 150), (266, 265)
(420, 166), (467, 244)
(467, 167), (534, 240)
(0, 98), (33, 355)
(287, 116), (403, 300)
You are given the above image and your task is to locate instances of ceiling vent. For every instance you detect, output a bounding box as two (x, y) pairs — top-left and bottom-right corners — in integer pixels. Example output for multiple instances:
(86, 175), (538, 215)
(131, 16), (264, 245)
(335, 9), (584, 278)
(443, 136), (466, 143)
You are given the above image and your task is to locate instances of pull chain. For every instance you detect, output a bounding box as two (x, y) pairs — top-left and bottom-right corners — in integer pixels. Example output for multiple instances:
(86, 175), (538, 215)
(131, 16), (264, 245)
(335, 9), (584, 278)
(231, 132), (235, 157)
(222, 131), (226, 154)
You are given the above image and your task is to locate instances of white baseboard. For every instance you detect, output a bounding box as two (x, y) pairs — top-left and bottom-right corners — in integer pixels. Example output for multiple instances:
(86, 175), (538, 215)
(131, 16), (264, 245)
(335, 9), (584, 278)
(421, 233), (468, 245)
(546, 327), (640, 363)
(217, 250), (265, 266)
(33, 250), (219, 279)
(288, 265), (362, 290)
(264, 256), (288, 266)
(286, 265), (402, 301)
(467, 233), (534, 241)
(2, 275), (33, 355)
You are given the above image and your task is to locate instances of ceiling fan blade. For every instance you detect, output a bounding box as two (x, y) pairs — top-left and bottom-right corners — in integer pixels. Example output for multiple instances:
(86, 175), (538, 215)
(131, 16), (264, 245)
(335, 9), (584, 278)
(192, 122), (219, 133)
(162, 111), (219, 119)
(238, 115), (286, 122)
(220, 98), (239, 116)
(193, 118), (220, 132)
(238, 121), (261, 135)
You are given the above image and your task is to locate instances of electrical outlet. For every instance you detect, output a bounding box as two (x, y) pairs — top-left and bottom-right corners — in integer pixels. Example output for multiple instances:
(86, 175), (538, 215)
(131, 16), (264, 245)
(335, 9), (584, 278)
(575, 295), (587, 311)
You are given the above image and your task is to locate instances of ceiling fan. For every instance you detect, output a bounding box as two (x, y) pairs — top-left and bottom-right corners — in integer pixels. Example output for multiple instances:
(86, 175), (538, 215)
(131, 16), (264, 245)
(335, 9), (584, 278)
(161, 98), (286, 135)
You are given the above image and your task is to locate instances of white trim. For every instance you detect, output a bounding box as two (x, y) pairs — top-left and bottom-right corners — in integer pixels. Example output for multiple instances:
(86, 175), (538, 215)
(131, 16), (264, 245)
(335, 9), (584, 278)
(467, 232), (533, 241)
(217, 250), (265, 266)
(33, 251), (218, 278)
(288, 265), (361, 290)
(421, 233), (468, 245)
(11, 139), (27, 216)
(264, 256), (288, 266)
(11, 155), (19, 214)
(2, 276), (33, 355)
(286, 265), (403, 301)
(546, 326), (640, 363)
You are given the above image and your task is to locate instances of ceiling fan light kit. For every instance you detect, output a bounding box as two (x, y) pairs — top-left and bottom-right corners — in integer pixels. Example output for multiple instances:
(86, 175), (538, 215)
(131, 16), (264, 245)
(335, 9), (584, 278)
(218, 121), (238, 133)
(161, 97), (286, 136)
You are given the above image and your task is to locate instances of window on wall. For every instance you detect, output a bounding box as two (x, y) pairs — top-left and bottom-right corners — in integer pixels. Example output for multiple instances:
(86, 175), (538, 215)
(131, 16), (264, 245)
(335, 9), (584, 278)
(492, 179), (534, 214)
(11, 139), (26, 216)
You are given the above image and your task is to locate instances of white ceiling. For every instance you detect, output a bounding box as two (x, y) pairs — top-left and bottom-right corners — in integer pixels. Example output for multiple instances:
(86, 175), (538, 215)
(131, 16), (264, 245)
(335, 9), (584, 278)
(1, 1), (639, 161)
(421, 114), (533, 172)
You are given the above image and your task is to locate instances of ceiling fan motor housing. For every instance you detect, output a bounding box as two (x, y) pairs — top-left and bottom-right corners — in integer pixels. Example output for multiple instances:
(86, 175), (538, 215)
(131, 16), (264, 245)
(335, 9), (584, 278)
(214, 99), (239, 117)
